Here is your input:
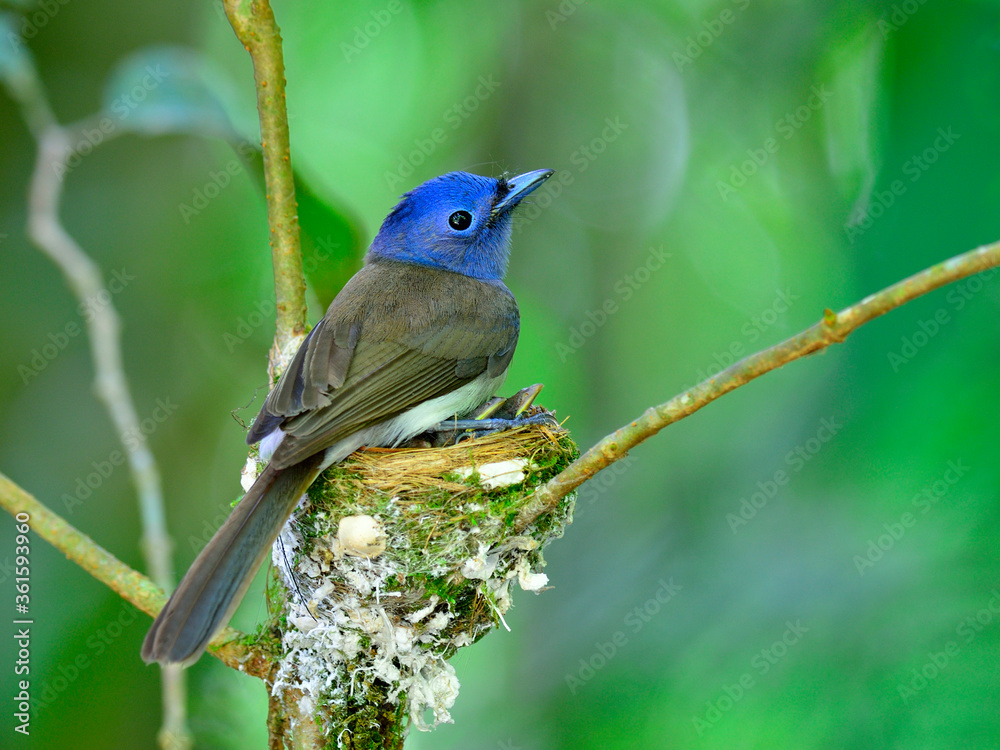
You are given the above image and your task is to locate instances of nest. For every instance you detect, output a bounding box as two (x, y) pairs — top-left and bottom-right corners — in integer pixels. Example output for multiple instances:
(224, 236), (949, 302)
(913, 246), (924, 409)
(265, 414), (579, 735)
(326, 421), (571, 494)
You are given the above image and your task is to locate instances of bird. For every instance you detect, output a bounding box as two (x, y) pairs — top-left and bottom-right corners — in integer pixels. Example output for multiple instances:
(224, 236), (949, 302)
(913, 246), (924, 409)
(142, 168), (554, 666)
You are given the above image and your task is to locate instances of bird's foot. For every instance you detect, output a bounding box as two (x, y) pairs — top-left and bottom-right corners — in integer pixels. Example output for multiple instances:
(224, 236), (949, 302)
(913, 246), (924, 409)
(404, 384), (559, 448)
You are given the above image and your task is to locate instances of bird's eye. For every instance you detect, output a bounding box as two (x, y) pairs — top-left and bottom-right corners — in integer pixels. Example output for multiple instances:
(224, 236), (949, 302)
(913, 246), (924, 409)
(448, 210), (473, 230)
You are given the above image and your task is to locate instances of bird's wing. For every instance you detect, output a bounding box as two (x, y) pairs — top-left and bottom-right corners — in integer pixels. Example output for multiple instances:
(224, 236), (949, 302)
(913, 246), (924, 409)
(247, 261), (518, 470)
(244, 313), (360, 445)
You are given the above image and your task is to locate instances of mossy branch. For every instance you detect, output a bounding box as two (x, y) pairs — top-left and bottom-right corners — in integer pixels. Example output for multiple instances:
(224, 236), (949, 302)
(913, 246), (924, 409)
(223, 0), (306, 358)
(516, 238), (1000, 529)
(0, 473), (271, 679)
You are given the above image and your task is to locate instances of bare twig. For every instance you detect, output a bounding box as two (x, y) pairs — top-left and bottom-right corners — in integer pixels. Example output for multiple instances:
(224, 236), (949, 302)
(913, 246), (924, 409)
(26, 131), (176, 587)
(27, 126), (192, 750)
(516, 239), (1000, 529)
(223, 0), (307, 361)
(0, 473), (271, 678)
(1, 38), (192, 749)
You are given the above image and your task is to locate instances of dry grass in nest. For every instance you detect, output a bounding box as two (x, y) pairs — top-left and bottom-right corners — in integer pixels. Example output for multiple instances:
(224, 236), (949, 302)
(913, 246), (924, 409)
(331, 422), (572, 498)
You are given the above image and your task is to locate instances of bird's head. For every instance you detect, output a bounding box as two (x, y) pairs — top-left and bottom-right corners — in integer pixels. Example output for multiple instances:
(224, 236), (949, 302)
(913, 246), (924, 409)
(368, 169), (554, 280)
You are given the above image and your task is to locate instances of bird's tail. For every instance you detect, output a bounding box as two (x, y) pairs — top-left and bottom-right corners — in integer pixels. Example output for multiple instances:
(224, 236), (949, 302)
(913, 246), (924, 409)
(141, 454), (324, 666)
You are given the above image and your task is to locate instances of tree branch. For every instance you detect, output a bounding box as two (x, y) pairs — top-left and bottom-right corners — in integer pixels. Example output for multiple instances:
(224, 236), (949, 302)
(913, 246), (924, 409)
(1, 31), (193, 748)
(223, 0), (307, 360)
(516, 239), (1000, 529)
(0, 472), (271, 678)
(27, 127), (176, 591)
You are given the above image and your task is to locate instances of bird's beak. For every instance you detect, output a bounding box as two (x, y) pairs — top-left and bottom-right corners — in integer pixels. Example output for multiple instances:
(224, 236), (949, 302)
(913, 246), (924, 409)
(492, 168), (555, 216)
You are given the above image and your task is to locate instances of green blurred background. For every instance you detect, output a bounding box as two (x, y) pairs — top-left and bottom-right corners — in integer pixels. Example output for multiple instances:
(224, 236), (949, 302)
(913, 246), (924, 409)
(2, 0), (999, 747)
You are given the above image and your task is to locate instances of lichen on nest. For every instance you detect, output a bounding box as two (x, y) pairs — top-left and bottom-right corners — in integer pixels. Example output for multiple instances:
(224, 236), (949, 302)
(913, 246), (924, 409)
(261, 417), (578, 738)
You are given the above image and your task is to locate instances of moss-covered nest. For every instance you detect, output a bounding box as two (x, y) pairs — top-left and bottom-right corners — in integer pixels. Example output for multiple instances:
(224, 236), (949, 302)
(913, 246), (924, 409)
(261, 415), (578, 741)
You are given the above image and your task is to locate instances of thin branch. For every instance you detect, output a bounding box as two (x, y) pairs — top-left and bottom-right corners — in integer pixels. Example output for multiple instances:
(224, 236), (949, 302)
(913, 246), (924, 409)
(223, 0), (307, 360)
(1, 472), (163, 614)
(4, 38), (191, 747)
(516, 239), (1000, 529)
(0, 473), (271, 678)
(2, 6), (291, 692)
(25, 131), (176, 589)
(0, 35), (55, 135)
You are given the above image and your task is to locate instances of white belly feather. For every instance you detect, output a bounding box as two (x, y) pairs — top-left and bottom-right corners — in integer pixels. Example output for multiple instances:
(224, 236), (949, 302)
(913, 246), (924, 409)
(258, 371), (507, 471)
